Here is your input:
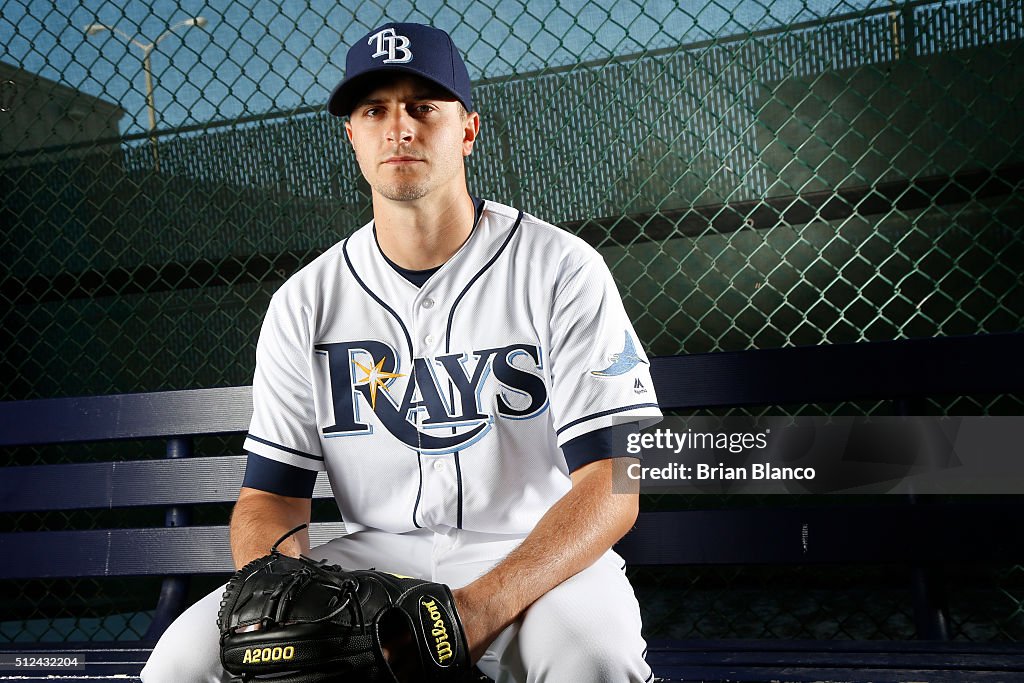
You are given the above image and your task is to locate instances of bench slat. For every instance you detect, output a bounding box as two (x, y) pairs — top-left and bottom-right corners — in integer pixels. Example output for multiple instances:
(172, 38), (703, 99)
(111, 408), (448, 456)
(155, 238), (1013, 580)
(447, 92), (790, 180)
(646, 639), (1024, 682)
(0, 386), (253, 447)
(0, 455), (333, 512)
(7, 501), (1021, 579)
(648, 663), (1016, 682)
(650, 332), (1024, 409)
(0, 523), (347, 579)
(2, 333), (1020, 447)
(653, 646), (1024, 669)
(616, 502), (1024, 565)
(648, 637), (1024, 655)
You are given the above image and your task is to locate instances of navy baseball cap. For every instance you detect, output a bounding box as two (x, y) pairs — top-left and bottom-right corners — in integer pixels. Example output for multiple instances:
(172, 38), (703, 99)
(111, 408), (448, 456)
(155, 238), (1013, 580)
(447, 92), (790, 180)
(327, 23), (473, 117)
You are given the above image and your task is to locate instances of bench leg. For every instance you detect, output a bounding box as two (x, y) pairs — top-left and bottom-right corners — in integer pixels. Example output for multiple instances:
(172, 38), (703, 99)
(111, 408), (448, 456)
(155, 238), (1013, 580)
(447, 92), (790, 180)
(912, 564), (950, 640)
(144, 436), (195, 641)
(892, 399), (952, 641)
(145, 576), (191, 641)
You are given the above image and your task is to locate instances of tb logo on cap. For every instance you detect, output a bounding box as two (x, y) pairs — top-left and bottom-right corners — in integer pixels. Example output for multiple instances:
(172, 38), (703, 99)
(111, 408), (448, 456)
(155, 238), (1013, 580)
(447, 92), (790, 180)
(368, 28), (412, 64)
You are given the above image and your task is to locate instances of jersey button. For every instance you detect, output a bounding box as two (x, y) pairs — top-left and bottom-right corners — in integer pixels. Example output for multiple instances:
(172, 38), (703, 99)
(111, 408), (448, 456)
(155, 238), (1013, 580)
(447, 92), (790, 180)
(425, 334), (435, 346)
(422, 298), (435, 309)
(433, 460), (444, 471)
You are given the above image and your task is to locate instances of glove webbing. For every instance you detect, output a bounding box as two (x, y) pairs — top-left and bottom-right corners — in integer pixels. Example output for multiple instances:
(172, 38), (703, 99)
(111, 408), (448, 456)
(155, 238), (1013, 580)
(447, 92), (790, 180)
(256, 526), (367, 633)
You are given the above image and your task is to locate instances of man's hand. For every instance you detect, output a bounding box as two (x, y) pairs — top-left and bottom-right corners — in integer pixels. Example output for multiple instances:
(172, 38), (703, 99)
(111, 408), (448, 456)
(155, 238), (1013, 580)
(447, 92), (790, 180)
(447, 458), (639, 661)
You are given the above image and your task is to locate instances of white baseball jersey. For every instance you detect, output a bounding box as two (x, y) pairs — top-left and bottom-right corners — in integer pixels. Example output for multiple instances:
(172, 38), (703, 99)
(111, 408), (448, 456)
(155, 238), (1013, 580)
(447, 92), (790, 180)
(243, 199), (662, 535)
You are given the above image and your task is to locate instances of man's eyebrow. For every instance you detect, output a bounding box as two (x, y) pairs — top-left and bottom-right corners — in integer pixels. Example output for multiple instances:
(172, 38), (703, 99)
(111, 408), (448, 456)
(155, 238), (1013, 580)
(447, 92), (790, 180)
(354, 96), (385, 108)
(412, 90), (453, 100)
(355, 92), (452, 107)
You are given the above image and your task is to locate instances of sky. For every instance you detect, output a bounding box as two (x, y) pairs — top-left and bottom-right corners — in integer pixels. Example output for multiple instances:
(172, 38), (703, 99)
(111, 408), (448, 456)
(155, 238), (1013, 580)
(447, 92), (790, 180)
(0, 0), (894, 135)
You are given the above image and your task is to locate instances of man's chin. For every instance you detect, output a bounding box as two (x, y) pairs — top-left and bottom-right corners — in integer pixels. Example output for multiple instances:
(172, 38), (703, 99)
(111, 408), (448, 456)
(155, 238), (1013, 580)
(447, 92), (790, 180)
(375, 184), (430, 202)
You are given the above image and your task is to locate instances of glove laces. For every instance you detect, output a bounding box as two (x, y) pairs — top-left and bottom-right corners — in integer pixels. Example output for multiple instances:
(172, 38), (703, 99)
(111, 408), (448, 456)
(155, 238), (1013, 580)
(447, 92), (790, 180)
(261, 524), (366, 629)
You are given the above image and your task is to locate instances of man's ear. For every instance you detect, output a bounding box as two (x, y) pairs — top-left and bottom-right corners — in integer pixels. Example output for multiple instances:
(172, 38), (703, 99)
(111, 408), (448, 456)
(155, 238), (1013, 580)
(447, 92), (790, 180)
(344, 119), (354, 144)
(463, 112), (481, 157)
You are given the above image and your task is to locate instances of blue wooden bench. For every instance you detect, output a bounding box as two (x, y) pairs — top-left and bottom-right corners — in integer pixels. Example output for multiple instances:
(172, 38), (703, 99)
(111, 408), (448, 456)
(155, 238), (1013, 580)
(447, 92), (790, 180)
(1, 332), (1022, 682)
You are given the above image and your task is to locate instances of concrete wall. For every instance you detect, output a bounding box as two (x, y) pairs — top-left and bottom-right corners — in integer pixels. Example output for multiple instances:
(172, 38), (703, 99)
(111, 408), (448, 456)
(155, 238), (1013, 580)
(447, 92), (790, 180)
(0, 62), (124, 160)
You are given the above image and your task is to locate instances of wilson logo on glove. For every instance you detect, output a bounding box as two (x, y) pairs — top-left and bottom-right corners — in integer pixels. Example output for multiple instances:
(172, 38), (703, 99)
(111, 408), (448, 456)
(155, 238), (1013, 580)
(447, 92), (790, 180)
(420, 598), (454, 665)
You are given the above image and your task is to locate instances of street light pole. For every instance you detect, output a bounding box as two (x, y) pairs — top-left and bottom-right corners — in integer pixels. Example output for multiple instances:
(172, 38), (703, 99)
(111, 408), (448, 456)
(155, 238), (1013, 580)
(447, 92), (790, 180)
(85, 17), (208, 171)
(142, 49), (156, 136)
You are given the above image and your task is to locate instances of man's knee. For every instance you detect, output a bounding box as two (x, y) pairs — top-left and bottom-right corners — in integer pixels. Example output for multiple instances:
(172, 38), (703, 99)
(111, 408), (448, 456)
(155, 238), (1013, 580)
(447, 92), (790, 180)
(507, 562), (650, 681)
(142, 631), (226, 683)
(140, 587), (228, 683)
(519, 616), (648, 681)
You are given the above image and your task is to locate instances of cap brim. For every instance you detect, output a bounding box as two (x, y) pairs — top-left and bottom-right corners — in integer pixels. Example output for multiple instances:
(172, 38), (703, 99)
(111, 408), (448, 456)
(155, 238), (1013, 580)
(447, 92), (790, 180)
(327, 66), (470, 117)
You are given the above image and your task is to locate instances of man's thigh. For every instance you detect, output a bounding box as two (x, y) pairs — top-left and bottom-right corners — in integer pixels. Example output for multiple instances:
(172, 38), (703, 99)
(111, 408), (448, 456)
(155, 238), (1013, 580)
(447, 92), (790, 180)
(478, 550), (652, 683)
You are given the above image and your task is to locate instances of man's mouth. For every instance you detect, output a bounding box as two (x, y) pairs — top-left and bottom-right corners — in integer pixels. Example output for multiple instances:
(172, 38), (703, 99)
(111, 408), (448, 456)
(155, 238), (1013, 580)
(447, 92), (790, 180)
(383, 155), (424, 165)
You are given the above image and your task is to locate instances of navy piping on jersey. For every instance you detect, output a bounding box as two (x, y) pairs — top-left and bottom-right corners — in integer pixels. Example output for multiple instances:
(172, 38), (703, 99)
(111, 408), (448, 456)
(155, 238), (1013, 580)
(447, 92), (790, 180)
(454, 452), (464, 529)
(245, 433), (324, 462)
(413, 454), (424, 529)
(450, 376), (464, 529)
(343, 236), (421, 528)
(445, 209), (524, 345)
(555, 402), (661, 436)
(445, 197), (485, 529)
(242, 451), (318, 498)
(342, 237), (415, 359)
(444, 207), (523, 529)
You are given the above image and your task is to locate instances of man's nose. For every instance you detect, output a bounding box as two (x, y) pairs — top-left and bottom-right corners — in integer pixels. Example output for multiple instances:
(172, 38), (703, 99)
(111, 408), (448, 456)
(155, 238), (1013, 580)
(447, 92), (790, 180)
(384, 110), (414, 144)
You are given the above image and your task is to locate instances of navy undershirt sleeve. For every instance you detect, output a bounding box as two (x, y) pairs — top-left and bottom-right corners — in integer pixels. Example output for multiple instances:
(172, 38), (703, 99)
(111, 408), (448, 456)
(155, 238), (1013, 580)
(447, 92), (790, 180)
(561, 422), (640, 473)
(241, 451), (317, 498)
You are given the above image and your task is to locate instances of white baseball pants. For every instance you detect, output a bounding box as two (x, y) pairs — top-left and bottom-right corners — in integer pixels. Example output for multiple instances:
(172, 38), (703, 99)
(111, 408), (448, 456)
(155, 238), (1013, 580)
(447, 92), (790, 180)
(141, 526), (653, 683)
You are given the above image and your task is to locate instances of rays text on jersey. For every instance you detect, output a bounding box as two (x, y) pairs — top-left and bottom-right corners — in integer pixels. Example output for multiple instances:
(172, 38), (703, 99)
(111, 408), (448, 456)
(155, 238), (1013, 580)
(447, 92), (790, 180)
(316, 341), (548, 454)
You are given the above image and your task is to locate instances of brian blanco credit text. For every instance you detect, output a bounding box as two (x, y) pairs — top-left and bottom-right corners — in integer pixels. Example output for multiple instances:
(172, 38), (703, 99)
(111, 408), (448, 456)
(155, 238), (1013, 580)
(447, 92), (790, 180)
(625, 461), (816, 481)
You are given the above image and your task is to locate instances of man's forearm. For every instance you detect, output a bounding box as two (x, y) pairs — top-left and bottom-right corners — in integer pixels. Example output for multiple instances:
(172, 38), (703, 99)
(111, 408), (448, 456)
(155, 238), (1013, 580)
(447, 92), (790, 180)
(453, 458), (638, 658)
(230, 487), (312, 569)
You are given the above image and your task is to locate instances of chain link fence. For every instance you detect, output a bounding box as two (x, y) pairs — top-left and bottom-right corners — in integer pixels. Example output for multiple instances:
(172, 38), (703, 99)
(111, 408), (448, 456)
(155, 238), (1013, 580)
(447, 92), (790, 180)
(2, 0), (1022, 646)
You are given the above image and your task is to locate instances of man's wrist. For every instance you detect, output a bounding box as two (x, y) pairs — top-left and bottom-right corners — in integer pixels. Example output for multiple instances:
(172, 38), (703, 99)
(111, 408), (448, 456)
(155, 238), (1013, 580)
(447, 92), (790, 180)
(452, 583), (512, 663)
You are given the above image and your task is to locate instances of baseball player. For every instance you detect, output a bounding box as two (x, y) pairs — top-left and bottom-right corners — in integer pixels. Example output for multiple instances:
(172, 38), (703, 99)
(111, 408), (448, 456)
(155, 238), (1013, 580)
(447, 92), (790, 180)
(142, 22), (661, 682)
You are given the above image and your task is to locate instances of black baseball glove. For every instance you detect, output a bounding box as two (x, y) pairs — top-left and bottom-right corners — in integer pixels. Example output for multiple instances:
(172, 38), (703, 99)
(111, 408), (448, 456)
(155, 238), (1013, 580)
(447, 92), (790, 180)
(217, 525), (471, 682)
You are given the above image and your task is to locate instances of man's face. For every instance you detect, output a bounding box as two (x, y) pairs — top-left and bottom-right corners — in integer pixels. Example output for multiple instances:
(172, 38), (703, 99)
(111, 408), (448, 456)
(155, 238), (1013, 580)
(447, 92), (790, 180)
(344, 74), (479, 203)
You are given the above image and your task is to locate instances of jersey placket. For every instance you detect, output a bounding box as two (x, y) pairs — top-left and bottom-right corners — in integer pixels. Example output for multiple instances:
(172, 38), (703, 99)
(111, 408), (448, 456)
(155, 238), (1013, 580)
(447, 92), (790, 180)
(411, 285), (459, 530)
